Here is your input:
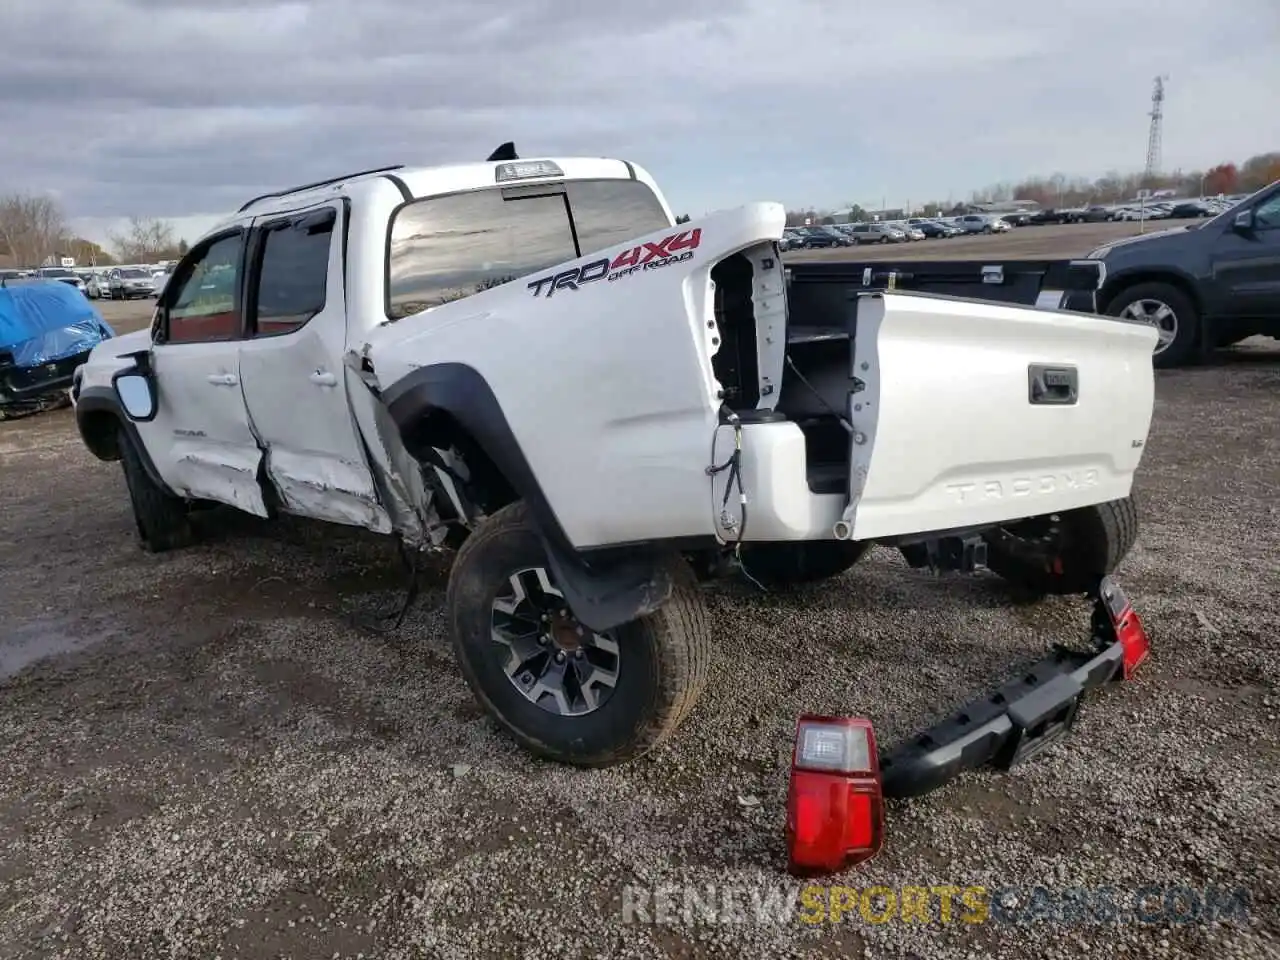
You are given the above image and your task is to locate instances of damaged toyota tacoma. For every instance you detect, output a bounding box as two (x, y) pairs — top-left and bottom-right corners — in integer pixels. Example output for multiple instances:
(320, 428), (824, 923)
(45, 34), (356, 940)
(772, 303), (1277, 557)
(71, 145), (1158, 777)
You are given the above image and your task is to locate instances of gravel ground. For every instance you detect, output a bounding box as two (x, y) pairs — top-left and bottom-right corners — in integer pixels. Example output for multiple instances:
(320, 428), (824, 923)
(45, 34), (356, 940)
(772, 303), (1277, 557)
(2, 335), (1279, 955)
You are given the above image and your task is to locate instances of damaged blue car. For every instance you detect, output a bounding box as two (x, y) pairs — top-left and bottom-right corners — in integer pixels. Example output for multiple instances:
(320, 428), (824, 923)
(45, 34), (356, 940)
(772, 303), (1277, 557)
(0, 280), (115, 417)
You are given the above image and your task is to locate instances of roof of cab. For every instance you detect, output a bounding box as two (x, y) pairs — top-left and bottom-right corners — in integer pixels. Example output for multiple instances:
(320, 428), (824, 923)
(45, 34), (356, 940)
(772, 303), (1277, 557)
(231, 155), (647, 223)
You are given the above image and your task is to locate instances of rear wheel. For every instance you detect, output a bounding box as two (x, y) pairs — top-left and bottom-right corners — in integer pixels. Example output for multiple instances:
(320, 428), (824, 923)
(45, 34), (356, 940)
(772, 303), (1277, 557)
(446, 502), (712, 767)
(1105, 282), (1199, 369)
(738, 540), (871, 588)
(981, 498), (1139, 597)
(118, 427), (195, 552)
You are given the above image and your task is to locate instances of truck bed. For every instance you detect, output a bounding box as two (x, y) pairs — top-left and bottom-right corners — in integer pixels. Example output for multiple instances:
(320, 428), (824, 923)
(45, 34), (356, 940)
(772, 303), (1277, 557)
(708, 249), (1154, 541)
(783, 258), (1106, 314)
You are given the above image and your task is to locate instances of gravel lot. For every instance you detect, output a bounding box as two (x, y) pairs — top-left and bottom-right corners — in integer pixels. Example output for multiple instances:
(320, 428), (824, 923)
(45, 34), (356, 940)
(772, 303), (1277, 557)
(2, 231), (1278, 960)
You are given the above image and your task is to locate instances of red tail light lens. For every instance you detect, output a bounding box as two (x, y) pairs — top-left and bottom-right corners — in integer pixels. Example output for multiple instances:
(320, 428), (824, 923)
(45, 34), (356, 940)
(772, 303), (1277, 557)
(786, 716), (884, 875)
(1115, 606), (1150, 679)
(1099, 579), (1151, 681)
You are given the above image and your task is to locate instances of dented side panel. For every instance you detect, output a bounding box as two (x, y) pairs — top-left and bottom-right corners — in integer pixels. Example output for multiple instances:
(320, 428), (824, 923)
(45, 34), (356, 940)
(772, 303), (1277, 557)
(262, 446), (392, 532)
(141, 339), (269, 517)
(168, 438), (269, 517)
(345, 367), (440, 545)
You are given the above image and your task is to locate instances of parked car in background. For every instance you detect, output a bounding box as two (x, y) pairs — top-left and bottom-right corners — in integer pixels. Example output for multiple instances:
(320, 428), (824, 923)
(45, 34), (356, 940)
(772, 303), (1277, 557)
(796, 226), (851, 248)
(845, 222), (908, 244)
(36, 267), (87, 294)
(86, 274), (111, 299)
(911, 219), (959, 238)
(893, 223), (926, 241)
(108, 267), (156, 299)
(1168, 200), (1217, 219)
(999, 212), (1032, 227)
(1027, 208), (1065, 225)
(151, 270), (172, 298)
(1079, 178), (1280, 368)
(955, 214), (1001, 234)
(2, 281), (114, 417)
(1077, 205), (1113, 223)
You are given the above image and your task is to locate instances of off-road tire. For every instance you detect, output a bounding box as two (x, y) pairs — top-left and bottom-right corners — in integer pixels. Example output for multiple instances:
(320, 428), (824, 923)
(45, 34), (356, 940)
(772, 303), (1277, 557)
(982, 497), (1139, 597)
(1104, 281), (1199, 369)
(738, 539), (871, 588)
(117, 427), (195, 552)
(446, 501), (712, 767)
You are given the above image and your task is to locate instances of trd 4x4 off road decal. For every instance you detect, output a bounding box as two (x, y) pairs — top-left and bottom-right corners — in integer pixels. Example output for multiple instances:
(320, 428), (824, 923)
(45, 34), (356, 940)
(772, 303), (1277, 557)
(527, 229), (702, 298)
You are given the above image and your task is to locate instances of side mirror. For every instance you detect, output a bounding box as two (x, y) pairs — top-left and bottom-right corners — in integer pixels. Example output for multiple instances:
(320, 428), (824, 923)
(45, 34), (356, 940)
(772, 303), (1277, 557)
(1234, 210), (1255, 232)
(113, 353), (158, 422)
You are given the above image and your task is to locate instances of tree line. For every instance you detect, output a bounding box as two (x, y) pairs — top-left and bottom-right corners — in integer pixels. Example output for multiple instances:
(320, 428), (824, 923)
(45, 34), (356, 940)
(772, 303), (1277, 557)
(6, 150), (1278, 264)
(0, 192), (187, 269)
(786, 149), (1280, 227)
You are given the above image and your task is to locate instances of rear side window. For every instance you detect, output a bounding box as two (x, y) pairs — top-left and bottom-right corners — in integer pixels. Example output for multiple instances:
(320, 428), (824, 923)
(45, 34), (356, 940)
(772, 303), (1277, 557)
(386, 178), (670, 320)
(563, 180), (669, 255)
(250, 209), (335, 337)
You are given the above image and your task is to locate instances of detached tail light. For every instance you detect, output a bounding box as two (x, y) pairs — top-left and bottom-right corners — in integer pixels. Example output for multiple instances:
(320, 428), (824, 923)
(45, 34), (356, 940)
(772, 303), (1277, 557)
(1099, 579), (1150, 680)
(1115, 606), (1150, 679)
(786, 716), (884, 875)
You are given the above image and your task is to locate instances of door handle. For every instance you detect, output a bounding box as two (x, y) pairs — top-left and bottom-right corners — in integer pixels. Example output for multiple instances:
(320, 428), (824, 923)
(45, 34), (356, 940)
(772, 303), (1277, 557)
(309, 371), (338, 387)
(206, 373), (238, 386)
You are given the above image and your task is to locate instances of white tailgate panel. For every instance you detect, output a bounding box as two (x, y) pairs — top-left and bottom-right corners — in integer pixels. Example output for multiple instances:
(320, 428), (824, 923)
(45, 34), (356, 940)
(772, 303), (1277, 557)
(847, 294), (1157, 540)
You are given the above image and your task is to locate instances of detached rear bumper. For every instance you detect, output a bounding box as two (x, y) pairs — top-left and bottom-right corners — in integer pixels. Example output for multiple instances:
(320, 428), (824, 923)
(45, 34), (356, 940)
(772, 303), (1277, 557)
(0, 349), (91, 406)
(878, 577), (1149, 798)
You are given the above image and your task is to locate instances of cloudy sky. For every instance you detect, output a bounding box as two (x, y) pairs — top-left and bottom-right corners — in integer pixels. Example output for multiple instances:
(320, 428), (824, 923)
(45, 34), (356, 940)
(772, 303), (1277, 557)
(2, 0), (1277, 250)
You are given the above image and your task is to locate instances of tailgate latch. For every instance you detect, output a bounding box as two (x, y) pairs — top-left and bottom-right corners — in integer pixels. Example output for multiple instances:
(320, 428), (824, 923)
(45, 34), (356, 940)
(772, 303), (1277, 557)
(1028, 363), (1078, 405)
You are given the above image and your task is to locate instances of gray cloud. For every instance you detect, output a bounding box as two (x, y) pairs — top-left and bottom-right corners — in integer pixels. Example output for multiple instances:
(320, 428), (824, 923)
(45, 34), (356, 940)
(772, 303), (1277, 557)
(1, 0), (1276, 247)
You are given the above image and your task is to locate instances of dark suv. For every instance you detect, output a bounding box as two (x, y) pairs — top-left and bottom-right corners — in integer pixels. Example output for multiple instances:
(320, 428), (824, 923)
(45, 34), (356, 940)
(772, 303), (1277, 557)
(1077, 179), (1280, 367)
(796, 226), (851, 248)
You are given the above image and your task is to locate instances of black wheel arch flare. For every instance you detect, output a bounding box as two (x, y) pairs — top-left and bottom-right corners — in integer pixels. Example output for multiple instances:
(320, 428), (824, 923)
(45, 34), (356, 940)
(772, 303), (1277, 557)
(74, 386), (172, 494)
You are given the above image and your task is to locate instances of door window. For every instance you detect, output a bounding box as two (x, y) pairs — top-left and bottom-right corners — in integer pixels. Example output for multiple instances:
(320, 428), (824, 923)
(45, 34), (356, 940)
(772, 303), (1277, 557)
(250, 210), (335, 337)
(1253, 194), (1280, 230)
(164, 233), (244, 344)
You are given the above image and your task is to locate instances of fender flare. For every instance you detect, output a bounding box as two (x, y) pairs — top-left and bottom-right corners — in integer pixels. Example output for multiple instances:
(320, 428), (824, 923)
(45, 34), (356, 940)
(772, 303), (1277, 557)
(380, 363), (675, 631)
(75, 385), (174, 495)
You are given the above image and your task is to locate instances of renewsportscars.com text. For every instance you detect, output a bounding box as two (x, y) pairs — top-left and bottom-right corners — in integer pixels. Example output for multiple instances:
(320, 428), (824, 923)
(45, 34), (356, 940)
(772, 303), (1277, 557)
(620, 883), (1251, 927)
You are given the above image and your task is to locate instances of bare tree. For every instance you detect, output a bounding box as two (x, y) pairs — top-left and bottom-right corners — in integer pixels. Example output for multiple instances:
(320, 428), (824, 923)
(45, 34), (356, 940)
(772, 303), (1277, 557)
(109, 216), (178, 263)
(0, 192), (68, 267)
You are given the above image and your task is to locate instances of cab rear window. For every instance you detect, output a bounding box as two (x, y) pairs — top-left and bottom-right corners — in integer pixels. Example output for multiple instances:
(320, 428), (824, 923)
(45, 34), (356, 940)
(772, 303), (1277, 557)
(386, 178), (669, 320)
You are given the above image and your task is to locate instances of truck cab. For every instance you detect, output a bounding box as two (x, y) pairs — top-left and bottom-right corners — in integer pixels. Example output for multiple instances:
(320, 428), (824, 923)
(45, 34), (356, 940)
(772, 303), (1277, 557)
(74, 157), (675, 537)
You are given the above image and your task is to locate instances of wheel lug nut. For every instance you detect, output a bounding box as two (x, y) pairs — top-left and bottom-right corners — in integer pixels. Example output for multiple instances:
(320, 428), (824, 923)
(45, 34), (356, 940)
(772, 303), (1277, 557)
(554, 651), (565, 663)
(574, 650), (584, 659)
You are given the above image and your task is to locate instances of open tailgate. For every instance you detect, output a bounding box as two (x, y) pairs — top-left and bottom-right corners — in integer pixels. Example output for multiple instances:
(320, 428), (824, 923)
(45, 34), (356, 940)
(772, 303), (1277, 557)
(842, 292), (1158, 541)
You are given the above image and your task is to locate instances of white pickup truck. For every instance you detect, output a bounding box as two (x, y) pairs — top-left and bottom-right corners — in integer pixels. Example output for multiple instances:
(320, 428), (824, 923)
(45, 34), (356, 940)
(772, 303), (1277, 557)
(72, 147), (1158, 769)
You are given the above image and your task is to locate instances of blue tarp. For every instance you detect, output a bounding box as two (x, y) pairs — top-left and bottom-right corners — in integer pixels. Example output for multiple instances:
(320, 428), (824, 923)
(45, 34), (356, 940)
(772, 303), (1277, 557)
(0, 282), (115, 367)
